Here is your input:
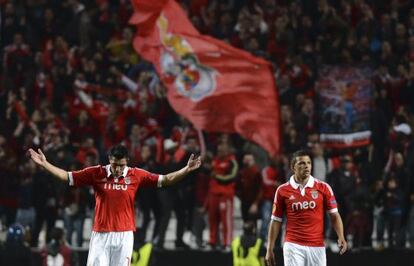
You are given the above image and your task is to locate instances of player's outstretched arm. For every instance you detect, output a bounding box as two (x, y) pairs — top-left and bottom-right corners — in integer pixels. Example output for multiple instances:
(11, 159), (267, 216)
(161, 154), (202, 186)
(265, 220), (282, 266)
(28, 148), (68, 182)
(329, 212), (348, 255)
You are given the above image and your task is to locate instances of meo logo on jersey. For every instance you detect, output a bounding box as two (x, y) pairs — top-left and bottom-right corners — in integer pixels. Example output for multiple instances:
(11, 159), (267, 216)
(291, 200), (316, 211)
(104, 183), (128, 191)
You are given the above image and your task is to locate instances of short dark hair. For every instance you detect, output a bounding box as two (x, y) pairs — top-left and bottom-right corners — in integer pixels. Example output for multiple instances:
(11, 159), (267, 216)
(50, 227), (64, 241)
(243, 220), (257, 235)
(108, 144), (129, 160)
(290, 149), (312, 169)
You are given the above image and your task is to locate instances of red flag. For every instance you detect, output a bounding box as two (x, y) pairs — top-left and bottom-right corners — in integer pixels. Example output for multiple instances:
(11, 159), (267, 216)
(130, 0), (281, 155)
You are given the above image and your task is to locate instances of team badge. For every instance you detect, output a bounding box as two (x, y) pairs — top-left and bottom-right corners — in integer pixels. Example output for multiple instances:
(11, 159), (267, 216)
(124, 177), (131, 185)
(158, 15), (217, 102)
(311, 190), (318, 199)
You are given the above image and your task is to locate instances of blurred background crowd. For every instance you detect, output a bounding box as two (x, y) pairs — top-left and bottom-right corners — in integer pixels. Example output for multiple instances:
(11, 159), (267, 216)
(1, 0), (414, 262)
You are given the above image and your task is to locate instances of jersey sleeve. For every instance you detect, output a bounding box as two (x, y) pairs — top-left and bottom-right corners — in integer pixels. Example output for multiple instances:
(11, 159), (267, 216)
(68, 166), (100, 187)
(322, 182), (338, 213)
(135, 168), (164, 188)
(271, 185), (285, 222)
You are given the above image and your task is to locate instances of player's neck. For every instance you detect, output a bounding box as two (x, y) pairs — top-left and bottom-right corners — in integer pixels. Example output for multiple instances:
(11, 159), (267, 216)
(293, 175), (309, 187)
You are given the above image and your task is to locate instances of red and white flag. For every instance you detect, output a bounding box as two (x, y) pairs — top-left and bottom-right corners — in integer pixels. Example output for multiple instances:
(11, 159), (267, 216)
(130, 0), (281, 155)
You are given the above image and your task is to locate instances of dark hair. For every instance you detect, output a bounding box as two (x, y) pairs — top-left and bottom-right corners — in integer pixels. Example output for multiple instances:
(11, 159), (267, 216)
(48, 227), (64, 256)
(50, 227), (64, 242)
(394, 114), (406, 124)
(289, 149), (312, 169)
(243, 220), (256, 235)
(108, 144), (129, 160)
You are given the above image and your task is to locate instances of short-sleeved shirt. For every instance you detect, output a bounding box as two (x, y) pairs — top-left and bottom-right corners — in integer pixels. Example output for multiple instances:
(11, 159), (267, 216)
(209, 154), (237, 196)
(271, 176), (338, 247)
(68, 165), (163, 232)
(261, 166), (278, 201)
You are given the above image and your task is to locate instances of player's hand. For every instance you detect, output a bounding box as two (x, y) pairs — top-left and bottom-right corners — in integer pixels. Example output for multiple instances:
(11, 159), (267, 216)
(265, 249), (276, 266)
(28, 148), (47, 167)
(187, 153), (202, 171)
(338, 238), (348, 255)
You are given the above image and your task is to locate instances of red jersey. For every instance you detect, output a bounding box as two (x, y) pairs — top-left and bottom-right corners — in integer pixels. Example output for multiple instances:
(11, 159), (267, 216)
(209, 154), (238, 196)
(68, 165), (163, 232)
(261, 166), (279, 201)
(271, 176), (338, 247)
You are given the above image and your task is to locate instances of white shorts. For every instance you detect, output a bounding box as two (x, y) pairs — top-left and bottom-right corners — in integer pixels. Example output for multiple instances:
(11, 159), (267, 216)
(283, 242), (326, 266)
(87, 231), (134, 266)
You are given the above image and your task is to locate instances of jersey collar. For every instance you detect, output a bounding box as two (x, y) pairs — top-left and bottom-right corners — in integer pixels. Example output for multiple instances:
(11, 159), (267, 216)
(289, 175), (315, 190)
(105, 164), (129, 178)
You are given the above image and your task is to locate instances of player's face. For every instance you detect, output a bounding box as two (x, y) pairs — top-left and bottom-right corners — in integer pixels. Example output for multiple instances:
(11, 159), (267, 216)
(293, 155), (312, 180)
(109, 157), (128, 177)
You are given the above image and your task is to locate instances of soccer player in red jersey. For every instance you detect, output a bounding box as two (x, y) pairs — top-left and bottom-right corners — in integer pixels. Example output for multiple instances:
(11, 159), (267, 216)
(265, 150), (347, 266)
(28, 144), (201, 266)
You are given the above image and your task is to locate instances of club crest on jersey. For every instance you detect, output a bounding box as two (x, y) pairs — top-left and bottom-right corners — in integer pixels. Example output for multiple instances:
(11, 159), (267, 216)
(311, 190), (318, 199)
(124, 177), (131, 185)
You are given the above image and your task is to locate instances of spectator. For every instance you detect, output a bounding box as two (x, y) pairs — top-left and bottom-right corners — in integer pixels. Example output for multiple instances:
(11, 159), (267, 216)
(376, 177), (405, 248)
(346, 176), (373, 248)
(236, 153), (262, 224)
(328, 155), (357, 228)
(62, 178), (87, 247)
(136, 145), (161, 245)
(192, 152), (212, 249)
(15, 160), (36, 230)
(311, 143), (330, 182)
(208, 142), (238, 249)
(155, 139), (191, 249)
(40, 227), (73, 266)
(0, 223), (32, 266)
(259, 155), (283, 243)
(31, 167), (58, 247)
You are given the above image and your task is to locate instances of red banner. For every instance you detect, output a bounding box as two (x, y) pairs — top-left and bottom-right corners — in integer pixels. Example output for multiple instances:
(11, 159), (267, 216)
(130, 0), (281, 155)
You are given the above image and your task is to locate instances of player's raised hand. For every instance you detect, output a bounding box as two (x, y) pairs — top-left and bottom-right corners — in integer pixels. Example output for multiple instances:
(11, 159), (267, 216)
(187, 153), (202, 171)
(28, 148), (47, 167)
(265, 249), (276, 266)
(338, 238), (348, 255)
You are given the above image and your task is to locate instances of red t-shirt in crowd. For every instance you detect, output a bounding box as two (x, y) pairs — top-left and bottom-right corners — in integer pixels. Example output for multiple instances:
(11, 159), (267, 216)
(68, 165), (163, 232)
(261, 166), (279, 201)
(271, 176), (338, 247)
(209, 154), (237, 196)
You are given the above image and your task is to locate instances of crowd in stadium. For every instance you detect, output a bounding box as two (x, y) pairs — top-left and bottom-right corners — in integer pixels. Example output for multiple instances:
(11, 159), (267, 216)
(1, 0), (414, 260)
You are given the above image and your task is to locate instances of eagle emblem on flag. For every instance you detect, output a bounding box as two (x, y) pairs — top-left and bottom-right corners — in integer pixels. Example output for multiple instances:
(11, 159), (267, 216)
(158, 15), (216, 102)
